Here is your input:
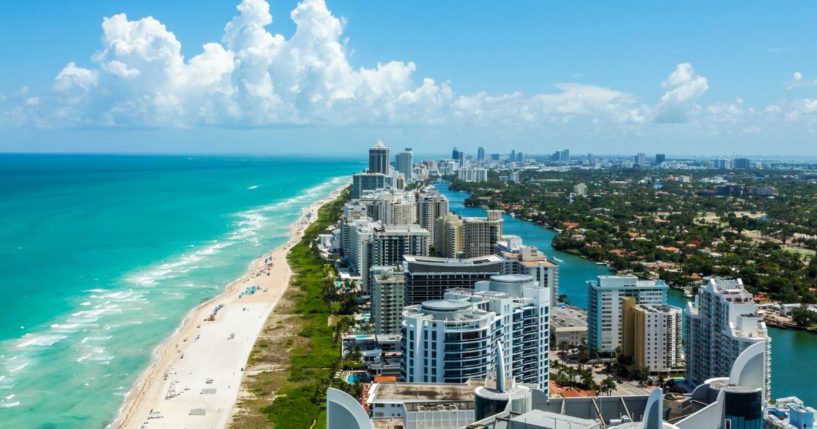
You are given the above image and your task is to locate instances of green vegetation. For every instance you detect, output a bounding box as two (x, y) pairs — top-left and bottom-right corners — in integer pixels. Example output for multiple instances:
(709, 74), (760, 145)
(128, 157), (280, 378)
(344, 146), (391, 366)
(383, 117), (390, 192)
(792, 304), (817, 327)
(451, 168), (817, 302)
(232, 189), (360, 429)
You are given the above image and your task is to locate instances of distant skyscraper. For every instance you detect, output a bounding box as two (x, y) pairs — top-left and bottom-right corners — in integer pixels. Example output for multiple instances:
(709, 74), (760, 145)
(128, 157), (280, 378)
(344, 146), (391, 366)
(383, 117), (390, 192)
(369, 140), (390, 174)
(734, 158), (751, 169)
(559, 149), (570, 162)
(395, 148), (413, 182)
(655, 153), (666, 165)
(451, 147), (464, 166)
(510, 149), (516, 162)
(635, 152), (646, 167)
(477, 146), (485, 163)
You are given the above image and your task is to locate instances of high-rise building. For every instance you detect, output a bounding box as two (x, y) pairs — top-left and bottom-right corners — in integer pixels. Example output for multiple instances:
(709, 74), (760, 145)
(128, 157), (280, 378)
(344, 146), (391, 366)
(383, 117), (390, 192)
(416, 189), (449, 245)
(345, 218), (379, 277)
(622, 298), (683, 374)
(357, 189), (416, 225)
(369, 140), (390, 174)
(401, 274), (549, 387)
(635, 152), (646, 167)
(587, 276), (668, 354)
(685, 277), (771, 397)
(363, 225), (430, 290)
(434, 213), (463, 258)
(477, 146), (485, 163)
(396, 148), (414, 182)
(462, 210), (503, 258)
(371, 268), (406, 336)
(560, 149), (570, 162)
(734, 158), (751, 169)
(448, 275), (550, 388)
(452, 147), (464, 166)
(402, 254), (503, 305)
(401, 299), (495, 384)
(490, 153), (500, 161)
(351, 172), (390, 199)
(655, 153), (666, 165)
(497, 244), (560, 304)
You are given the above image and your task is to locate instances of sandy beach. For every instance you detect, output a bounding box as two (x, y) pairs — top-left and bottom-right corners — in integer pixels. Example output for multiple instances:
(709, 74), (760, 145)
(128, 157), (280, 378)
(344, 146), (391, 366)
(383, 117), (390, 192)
(112, 184), (347, 429)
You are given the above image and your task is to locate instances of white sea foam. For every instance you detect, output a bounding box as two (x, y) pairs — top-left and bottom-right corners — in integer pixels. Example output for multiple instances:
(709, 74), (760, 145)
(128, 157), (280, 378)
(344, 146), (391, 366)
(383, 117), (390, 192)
(3, 356), (30, 374)
(0, 400), (20, 408)
(0, 376), (14, 390)
(16, 334), (67, 349)
(247, 185), (259, 190)
(50, 323), (81, 332)
(80, 336), (112, 344)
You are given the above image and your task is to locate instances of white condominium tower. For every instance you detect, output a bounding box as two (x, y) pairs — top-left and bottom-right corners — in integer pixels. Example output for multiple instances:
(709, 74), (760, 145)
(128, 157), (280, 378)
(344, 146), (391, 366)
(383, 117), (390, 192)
(401, 274), (549, 389)
(685, 277), (771, 397)
(587, 275), (668, 354)
(362, 224), (430, 290)
(357, 190), (416, 225)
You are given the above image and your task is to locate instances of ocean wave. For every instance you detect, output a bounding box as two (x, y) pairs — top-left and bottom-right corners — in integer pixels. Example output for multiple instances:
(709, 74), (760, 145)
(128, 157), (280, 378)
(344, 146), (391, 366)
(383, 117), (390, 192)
(80, 336), (112, 344)
(0, 376), (14, 390)
(125, 240), (233, 287)
(0, 400), (20, 408)
(50, 323), (81, 332)
(3, 356), (30, 374)
(16, 334), (67, 349)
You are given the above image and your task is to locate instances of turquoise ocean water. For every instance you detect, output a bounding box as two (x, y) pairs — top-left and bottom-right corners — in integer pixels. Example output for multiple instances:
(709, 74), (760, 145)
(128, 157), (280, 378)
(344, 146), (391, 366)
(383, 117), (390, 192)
(0, 154), (361, 428)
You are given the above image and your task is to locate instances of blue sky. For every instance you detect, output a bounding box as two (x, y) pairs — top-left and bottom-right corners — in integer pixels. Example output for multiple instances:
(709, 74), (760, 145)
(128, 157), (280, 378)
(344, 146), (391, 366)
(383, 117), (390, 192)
(1, 0), (816, 156)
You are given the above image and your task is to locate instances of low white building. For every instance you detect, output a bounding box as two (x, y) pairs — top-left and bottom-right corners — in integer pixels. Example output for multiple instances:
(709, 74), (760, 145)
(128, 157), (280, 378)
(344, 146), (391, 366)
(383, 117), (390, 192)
(457, 167), (488, 183)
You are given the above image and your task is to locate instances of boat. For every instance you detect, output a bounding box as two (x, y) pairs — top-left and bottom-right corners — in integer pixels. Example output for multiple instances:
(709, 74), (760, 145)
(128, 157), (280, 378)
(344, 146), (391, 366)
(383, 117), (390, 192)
(553, 257), (564, 263)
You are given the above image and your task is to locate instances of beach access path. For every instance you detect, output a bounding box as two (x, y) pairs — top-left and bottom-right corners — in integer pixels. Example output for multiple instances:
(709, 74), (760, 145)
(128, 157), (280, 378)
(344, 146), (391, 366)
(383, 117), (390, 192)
(113, 184), (347, 429)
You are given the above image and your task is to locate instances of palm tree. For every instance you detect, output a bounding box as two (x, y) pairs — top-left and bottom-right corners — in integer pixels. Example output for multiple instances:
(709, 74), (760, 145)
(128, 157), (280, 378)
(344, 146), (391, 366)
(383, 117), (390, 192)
(601, 377), (617, 396)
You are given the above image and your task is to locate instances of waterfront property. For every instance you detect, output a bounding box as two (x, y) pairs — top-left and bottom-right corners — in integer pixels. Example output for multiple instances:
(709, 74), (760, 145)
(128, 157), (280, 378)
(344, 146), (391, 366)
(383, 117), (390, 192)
(684, 277), (771, 398)
(401, 274), (549, 388)
(587, 275), (668, 354)
(622, 298), (683, 374)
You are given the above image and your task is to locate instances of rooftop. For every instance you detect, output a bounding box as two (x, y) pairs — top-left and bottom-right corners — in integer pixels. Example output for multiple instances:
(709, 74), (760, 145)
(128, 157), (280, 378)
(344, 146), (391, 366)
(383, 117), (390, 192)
(421, 299), (472, 312)
(368, 381), (482, 404)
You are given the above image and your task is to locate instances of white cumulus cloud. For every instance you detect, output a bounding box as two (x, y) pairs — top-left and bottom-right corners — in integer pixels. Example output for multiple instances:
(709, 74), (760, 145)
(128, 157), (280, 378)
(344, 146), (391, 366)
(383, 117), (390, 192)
(655, 63), (709, 123)
(5, 0), (817, 143)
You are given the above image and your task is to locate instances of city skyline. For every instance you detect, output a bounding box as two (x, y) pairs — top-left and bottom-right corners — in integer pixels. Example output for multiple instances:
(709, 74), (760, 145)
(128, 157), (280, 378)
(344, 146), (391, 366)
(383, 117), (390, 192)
(2, 0), (817, 155)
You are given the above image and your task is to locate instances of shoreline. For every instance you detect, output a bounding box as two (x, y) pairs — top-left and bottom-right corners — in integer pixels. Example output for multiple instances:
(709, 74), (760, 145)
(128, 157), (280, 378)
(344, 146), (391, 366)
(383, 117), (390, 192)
(111, 182), (348, 429)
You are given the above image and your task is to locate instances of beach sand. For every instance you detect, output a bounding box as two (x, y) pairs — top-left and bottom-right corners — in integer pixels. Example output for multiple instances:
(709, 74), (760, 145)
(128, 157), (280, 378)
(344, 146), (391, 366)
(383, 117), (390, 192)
(112, 184), (346, 429)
